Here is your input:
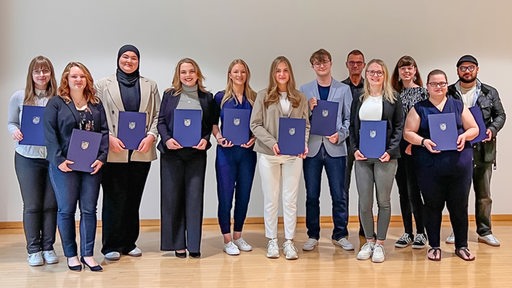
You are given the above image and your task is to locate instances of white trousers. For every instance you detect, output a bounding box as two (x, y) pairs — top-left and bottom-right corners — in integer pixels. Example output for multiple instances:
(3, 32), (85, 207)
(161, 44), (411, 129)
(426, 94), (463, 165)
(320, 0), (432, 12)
(258, 153), (303, 240)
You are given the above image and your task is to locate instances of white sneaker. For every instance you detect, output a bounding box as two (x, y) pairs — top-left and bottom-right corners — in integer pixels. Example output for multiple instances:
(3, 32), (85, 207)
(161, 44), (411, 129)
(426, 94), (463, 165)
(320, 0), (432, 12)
(302, 238), (318, 251)
(266, 239), (280, 259)
(333, 237), (354, 251)
(105, 251), (121, 261)
(478, 234), (501, 247)
(28, 251), (44, 266)
(282, 240), (299, 260)
(223, 241), (240, 255)
(233, 238), (253, 252)
(445, 233), (455, 244)
(371, 243), (385, 263)
(128, 247), (142, 257)
(42, 250), (59, 264)
(356, 242), (374, 260)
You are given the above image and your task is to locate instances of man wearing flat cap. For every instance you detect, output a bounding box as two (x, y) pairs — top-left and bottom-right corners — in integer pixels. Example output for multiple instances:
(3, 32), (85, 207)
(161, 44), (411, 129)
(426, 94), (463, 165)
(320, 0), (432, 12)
(446, 54), (506, 247)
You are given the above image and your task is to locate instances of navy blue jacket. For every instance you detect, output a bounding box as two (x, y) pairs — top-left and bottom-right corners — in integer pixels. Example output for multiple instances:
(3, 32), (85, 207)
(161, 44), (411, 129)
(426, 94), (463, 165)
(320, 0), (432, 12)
(44, 96), (109, 167)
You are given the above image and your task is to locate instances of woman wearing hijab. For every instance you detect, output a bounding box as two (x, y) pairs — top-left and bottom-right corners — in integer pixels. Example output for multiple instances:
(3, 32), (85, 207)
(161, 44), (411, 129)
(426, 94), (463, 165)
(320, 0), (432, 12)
(95, 44), (160, 261)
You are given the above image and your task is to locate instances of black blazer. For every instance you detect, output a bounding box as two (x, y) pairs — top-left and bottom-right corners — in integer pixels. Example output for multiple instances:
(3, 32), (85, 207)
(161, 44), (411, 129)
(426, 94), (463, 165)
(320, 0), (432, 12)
(44, 96), (109, 167)
(349, 94), (404, 159)
(157, 89), (216, 153)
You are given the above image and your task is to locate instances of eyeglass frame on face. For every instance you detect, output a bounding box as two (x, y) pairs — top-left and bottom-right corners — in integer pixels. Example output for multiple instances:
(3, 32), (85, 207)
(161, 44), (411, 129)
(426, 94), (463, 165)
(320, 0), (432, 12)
(458, 65), (476, 73)
(33, 69), (51, 75)
(312, 60), (331, 68)
(347, 61), (364, 67)
(427, 82), (448, 88)
(366, 70), (384, 77)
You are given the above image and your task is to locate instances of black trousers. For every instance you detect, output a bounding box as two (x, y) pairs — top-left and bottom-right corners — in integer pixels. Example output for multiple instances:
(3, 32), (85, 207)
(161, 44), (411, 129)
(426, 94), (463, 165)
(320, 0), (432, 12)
(101, 160), (151, 255)
(416, 148), (473, 249)
(160, 149), (206, 253)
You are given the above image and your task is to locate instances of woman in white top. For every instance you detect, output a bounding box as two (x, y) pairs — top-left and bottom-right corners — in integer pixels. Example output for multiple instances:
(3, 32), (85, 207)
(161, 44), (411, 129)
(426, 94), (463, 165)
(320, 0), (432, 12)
(349, 59), (403, 263)
(250, 56), (309, 260)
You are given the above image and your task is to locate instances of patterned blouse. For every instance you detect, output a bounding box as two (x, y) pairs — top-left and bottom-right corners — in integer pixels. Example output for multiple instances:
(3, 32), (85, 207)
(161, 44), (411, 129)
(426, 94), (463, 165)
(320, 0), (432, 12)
(399, 86), (428, 115)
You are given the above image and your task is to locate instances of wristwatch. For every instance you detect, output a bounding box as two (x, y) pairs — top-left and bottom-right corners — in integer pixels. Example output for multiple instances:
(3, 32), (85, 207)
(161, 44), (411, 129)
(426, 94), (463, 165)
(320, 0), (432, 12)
(420, 138), (426, 147)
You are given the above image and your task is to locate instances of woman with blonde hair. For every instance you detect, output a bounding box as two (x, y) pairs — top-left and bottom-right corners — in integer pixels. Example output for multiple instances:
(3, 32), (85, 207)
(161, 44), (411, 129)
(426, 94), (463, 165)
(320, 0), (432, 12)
(212, 59), (257, 255)
(250, 56), (309, 260)
(349, 59), (403, 263)
(158, 58), (216, 258)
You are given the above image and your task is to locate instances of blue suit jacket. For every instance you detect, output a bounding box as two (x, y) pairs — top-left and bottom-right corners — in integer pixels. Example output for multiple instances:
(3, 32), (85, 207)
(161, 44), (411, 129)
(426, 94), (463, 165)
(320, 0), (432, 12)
(300, 78), (352, 157)
(44, 96), (109, 167)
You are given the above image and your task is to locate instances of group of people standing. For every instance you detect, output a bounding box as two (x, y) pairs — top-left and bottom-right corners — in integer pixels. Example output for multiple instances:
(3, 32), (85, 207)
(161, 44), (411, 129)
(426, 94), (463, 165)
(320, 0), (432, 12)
(7, 45), (505, 271)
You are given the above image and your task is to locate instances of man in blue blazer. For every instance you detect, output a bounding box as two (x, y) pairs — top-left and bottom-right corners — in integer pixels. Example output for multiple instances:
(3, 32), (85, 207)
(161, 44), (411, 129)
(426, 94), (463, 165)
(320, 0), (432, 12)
(300, 49), (353, 251)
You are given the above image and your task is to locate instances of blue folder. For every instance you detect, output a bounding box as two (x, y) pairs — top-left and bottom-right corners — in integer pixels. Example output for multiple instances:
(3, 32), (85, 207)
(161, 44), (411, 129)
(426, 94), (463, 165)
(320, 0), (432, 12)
(19, 105), (45, 146)
(278, 117), (306, 155)
(67, 129), (102, 173)
(469, 106), (487, 145)
(310, 100), (338, 136)
(222, 108), (251, 145)
(359, 120), (387, 158)
(173, 109), (201, 147)
(118, 111), (147, 150)
(428, 113), (458, 151)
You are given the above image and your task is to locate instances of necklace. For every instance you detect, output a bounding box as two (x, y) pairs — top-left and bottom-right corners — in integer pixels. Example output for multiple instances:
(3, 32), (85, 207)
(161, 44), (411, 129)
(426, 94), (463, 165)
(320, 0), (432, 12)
(72, 97), (87, 109)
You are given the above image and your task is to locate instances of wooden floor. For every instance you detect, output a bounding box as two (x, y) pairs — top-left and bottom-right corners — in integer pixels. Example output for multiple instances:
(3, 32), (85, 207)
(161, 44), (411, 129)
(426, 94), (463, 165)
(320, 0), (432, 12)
(1, 221), (510, 288)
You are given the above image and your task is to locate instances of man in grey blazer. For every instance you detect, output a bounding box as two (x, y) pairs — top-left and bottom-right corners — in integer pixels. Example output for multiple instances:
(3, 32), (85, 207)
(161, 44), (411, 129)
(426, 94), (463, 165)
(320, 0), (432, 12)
(300, 49), (353, 251)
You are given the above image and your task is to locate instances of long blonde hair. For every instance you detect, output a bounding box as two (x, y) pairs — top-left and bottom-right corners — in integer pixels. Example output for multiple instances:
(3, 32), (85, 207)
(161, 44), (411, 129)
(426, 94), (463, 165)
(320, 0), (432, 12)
(264, 56), (302, 108)
(220, 59), (256, 107)
(24, 56), (57, 104)
(57, 62), (99, 104)
(361, 59), (396, 104)
(166, 58), (207, 96)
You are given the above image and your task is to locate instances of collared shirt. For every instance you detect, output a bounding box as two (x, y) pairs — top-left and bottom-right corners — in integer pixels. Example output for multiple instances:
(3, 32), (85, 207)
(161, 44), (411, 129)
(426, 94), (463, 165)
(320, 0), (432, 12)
(342, 77), (364, 100)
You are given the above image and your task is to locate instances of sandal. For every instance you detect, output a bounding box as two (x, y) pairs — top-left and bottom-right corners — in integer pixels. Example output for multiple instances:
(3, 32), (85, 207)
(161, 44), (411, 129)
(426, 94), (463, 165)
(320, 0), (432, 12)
(455, 247), (475, 261)
(427, 247), (441, 261)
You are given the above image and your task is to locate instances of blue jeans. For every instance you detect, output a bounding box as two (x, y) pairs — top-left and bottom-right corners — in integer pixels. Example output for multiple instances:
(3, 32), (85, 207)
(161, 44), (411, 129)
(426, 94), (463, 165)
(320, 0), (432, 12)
(49, 164), (101, 257)
(215, 146), (256, 234)
(15, 153), (57, 254)
(303, 145), (348, 240)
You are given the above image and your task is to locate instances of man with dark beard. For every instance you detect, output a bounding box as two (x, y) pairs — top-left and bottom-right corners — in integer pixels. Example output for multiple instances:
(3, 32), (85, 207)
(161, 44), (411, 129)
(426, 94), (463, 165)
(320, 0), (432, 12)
(445, 55), (506, 247)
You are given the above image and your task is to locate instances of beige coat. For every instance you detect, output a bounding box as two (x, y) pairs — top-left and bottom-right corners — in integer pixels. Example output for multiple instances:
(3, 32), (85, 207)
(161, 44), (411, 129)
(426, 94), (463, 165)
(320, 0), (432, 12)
(250, 89), (310, 155)
(95, 75), (160, 162)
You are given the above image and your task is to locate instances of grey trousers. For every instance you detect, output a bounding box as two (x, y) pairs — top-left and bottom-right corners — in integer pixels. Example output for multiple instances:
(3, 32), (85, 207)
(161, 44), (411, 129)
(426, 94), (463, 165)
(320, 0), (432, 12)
(355, 159), (397, 241)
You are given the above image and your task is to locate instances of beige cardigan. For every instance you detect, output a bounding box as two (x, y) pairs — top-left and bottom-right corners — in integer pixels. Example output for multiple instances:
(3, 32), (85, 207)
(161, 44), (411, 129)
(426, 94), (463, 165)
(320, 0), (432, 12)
(95, 75), (161, 162)
(250, 89), (310, 155)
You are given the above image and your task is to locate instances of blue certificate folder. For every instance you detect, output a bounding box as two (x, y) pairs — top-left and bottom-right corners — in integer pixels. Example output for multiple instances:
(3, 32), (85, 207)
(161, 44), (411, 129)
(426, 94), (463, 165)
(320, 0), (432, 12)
(359, 120), (387, 158)
(173, 109), (201, 147)
(67, 129), (102, 173)
(428, 113), (458, 151)
(469, 106), (487, 145)
(278, 117), (306, 155)
(222, 108), (250, 145)
(19, 105), (45, 146)
(118, 111), (147, 150)
(310, 100), (339, 136)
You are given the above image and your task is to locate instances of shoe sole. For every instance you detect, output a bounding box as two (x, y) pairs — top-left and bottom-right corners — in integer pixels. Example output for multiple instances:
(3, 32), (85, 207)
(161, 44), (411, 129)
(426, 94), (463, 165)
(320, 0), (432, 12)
(478, 238), (500, 247)
(412, 245), (426, 249)
(128, 253), (142, 257)
(223, 249), (240, 256)
(394, 243), (411, 248)
(266, 254), (280, 259)
(45, 259), (59, 264)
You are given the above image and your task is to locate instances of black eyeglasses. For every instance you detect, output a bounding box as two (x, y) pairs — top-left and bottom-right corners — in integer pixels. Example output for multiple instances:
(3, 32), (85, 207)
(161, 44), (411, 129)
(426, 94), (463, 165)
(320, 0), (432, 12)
(458, 65), (476, 72)
(427, 82), (448, 88)
(348, 61), (364, 66)
(367, 70), (384, 77)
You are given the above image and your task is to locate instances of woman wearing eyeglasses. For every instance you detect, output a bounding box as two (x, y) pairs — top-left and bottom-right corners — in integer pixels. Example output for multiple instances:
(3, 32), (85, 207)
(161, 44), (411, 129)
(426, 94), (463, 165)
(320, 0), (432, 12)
(403, 69), (478, 261)
(390, 56), (428, 250)
(7, 56), (58, 266)
(349, 59), (403, 263)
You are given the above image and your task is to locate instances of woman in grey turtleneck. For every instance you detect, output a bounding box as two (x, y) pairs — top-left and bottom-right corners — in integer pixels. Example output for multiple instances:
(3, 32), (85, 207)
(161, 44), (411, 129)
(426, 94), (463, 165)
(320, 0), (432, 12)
(157, 58), (216, 258)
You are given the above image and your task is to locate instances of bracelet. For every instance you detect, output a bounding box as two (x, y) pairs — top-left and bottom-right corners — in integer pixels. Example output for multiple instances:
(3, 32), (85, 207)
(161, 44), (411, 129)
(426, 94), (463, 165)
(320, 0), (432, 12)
(420, 138), (426, 147)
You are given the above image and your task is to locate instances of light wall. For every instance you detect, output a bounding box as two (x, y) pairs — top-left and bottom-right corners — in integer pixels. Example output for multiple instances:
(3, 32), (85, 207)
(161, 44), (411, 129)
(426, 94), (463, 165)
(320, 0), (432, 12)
(1, 0), (511, 221)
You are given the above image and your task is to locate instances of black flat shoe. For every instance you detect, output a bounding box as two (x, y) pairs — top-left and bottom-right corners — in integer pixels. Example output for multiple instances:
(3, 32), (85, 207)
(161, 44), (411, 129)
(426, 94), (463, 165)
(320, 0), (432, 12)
(67, 257), (82, 272)
(80, 256), (103, 272)
(189, 252), (201, 258)
(175, 251), (187, 258)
